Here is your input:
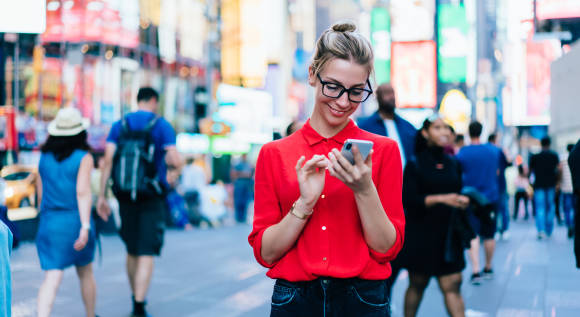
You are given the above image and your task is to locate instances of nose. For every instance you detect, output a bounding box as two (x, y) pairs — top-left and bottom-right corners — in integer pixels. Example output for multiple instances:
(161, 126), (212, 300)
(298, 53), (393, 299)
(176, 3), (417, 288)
(335, 91), (350, 108)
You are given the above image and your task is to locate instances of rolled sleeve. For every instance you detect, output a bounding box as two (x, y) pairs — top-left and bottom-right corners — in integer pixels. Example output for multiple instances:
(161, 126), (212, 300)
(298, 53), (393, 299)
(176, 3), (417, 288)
(159, 119), (176, 148)
(248, 144), (283, 268)
(371, 141), (405, 263)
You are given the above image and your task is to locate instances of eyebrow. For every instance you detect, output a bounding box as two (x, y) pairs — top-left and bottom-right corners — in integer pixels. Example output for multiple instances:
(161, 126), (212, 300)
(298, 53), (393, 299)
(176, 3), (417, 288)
(324, 76), (367, 88)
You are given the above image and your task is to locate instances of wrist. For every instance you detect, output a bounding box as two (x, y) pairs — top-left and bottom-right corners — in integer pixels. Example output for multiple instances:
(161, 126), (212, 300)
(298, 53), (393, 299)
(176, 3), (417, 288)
(81, 223), (91, 231)
(294, 197), (315, 216)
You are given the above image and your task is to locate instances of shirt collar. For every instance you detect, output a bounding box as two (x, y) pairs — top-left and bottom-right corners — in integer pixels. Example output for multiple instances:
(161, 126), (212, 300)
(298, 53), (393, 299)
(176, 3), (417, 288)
(300, 118), (357, 146)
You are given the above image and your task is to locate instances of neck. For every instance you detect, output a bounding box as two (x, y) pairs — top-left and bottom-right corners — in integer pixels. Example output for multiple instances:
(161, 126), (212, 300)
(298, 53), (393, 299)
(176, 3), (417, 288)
(309, 112), (349, 138)
(379, 110), (395, 120)
(470, 137), (481, 145)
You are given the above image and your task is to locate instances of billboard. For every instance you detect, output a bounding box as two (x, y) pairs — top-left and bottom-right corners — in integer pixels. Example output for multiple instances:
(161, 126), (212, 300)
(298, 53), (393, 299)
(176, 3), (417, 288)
(390, 0), (434, 42)
(391, 41), (437, 108)
(0, 0), (46, 33)
(526, 39), (561, 125)
(371, 7), (391, 84)
(438, 4), (468, 83)
(536, 0), (580, 20)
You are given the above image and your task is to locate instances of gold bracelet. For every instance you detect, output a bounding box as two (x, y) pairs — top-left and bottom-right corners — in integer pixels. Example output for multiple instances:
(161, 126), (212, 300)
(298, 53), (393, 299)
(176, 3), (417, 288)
(290, 201), (313, 220)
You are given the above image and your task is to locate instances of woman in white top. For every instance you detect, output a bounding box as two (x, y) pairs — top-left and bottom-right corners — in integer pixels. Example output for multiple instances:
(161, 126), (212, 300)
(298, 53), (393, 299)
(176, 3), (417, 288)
(513, 165), (531, 220)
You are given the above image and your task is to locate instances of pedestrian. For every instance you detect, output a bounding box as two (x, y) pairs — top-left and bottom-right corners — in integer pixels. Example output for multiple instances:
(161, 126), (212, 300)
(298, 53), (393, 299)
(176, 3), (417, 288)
(455, 134), (465, 154)
(399, 115), (472, 317)
(529, 136), (560, 239)
(358, 82), (416, 169)
(231, 154), (253, 223)
(561, 144), (577, 238)
(249, 21), (405, 316)
(97, 87), (183, 316)
(513, 165), (531, 220)
(35, 107), (98, 317)
(285, 120), (304, 137)
(456, 121), (501, 285)
(567, 139), (580, 267)
(179, 156), (208, 226)
(488, 133), (512, 240)
(358, 79), (416, 299)
(0, 221), (12, 317)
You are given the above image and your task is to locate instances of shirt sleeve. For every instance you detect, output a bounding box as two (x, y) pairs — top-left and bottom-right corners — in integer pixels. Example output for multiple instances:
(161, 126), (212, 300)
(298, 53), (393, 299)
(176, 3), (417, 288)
(248, 144), (283, 268)
(106, 121), (121, 144)
(159, 119), (177, 148)
(369, 141), (405, 264)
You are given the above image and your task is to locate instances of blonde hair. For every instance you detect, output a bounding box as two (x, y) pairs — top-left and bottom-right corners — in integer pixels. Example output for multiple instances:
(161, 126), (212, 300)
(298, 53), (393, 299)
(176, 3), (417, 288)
(310, 21), (374, 80)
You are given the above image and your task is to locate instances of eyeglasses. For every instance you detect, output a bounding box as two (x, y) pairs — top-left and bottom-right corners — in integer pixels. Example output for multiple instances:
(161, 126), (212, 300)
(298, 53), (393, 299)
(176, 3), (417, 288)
(317, 74), (373, 103)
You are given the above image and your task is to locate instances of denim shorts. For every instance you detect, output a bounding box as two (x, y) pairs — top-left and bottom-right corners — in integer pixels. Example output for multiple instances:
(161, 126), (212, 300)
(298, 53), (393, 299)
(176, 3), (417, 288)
(270, 277), (390, 317)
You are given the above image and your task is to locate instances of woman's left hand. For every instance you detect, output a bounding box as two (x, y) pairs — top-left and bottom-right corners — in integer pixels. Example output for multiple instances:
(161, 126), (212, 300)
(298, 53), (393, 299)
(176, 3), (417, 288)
(74, 228), (89, 251)
(327, 146), (374, 193)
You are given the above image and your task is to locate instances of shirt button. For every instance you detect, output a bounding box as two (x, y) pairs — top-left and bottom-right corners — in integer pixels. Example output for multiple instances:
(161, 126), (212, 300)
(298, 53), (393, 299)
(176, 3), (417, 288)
(322, 226), (327, 231)
(323, 257), (327, 261)
(321, 194), (325, 199)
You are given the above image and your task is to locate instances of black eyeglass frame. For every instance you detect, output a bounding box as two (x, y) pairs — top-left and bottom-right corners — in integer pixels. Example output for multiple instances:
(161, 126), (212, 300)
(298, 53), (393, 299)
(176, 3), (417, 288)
(316, 73), (373, 103)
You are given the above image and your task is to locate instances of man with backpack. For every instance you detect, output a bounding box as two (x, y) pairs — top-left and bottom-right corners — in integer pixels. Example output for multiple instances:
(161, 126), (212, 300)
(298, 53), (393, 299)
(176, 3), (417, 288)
(97, 87), (183, 317)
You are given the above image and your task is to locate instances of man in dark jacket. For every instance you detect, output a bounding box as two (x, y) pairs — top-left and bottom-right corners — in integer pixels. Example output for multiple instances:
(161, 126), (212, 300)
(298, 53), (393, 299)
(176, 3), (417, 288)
(358, 83), (417, 169)
(358, 83), (417, 297)
(568, 139), (580, 268)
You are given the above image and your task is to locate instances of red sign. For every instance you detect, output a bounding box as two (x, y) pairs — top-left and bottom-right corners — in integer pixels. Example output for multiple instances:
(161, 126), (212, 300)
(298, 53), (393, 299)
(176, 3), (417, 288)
(391, 41), (437, 108)
(536, 0), (580, 20)
(0, 107), (18, 151)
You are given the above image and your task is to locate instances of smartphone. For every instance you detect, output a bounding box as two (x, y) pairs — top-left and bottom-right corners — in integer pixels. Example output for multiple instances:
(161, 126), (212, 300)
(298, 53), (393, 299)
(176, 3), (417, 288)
(340, 139), (374, 164)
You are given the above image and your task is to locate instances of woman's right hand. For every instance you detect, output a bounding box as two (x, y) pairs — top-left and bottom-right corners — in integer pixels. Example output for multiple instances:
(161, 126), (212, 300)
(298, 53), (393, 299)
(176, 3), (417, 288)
(296, 155), (328, 210)
(73, 228), (89, 251)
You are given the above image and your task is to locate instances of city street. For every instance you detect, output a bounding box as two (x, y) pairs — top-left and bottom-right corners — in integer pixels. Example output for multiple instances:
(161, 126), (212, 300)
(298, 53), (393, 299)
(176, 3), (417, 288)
(11, 219), (580, 317)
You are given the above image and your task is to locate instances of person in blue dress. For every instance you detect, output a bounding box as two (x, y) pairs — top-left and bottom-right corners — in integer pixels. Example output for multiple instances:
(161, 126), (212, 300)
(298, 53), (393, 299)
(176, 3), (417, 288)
(36, 107), (101, 317)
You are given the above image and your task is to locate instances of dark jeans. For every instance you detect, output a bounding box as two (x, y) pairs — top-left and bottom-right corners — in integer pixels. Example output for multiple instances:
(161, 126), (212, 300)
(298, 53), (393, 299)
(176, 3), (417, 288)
(270, 278), (390, 317)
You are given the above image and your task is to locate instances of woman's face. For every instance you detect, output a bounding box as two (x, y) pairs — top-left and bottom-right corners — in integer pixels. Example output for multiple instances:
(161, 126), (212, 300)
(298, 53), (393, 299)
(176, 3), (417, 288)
(308, 58), (369, 128)
(422, 118), (450, 148)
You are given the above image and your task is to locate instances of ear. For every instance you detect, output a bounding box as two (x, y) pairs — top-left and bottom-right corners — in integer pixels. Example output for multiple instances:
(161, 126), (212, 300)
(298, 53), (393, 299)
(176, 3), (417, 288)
(421, 128), (429, 139)
(308, 66), (316, 87)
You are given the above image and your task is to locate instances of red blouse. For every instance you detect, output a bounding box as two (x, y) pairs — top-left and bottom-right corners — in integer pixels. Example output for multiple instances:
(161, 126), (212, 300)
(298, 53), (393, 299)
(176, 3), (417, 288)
(248, 119), (405, 282)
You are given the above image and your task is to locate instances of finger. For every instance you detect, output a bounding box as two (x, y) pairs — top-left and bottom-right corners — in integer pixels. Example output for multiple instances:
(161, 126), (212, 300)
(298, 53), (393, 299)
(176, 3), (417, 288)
(351, 145), (365, 166)
(327, 164), (346, 182)
(331, 148), (355, 173)
(303, 155), (326, 172)
(364, 149), (373, 167)
(295, 156), (306, 173)
(329, 152), (353, 183)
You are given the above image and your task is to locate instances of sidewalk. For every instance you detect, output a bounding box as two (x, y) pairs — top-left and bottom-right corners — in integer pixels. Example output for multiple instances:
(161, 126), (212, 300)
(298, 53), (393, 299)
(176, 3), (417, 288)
(389, 220), (580, 317)
(10, 220), (580, 316)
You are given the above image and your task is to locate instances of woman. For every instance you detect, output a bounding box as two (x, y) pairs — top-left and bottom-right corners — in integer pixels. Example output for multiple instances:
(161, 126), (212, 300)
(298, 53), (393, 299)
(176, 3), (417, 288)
(399, 115), (472, 317)
(513, 165), (531, 220)
(248, 22), (405, 316)
(36, 107), (99, 317)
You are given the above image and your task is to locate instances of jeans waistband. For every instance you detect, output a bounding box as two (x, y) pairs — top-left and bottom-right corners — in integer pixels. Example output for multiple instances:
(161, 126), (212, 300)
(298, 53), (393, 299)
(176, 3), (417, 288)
(276, 277), (384, 290)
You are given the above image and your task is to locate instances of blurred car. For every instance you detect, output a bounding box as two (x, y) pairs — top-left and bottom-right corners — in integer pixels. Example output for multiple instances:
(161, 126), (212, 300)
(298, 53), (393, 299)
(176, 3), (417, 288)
(1, 165), (38, 209)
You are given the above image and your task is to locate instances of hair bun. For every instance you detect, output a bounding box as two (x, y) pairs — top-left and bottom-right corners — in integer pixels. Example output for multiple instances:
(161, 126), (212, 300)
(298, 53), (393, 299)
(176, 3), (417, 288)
(331, 21), (356, 33)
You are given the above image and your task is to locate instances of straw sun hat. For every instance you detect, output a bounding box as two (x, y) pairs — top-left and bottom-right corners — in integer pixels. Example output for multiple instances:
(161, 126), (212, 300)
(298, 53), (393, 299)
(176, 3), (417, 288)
(47, 107), (90, 137)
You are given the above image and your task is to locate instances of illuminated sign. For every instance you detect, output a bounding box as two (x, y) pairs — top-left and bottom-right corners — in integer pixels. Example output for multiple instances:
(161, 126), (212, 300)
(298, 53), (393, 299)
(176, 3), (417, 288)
(439, 89), (471, 134)
(438, 4), (468, 83)
(390, 0), (434, 42)
(536, 0), (580, 20)
(525, 39), (561, 125)
(221, 0), (268, 87)
(391, 41), (437, 108)
(0, 0), (46, 33)
(371, 7), (391, 84)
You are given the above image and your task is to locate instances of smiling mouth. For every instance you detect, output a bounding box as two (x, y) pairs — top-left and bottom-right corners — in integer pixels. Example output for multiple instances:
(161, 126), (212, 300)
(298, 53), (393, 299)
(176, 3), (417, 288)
(327, 104), (350, 115)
